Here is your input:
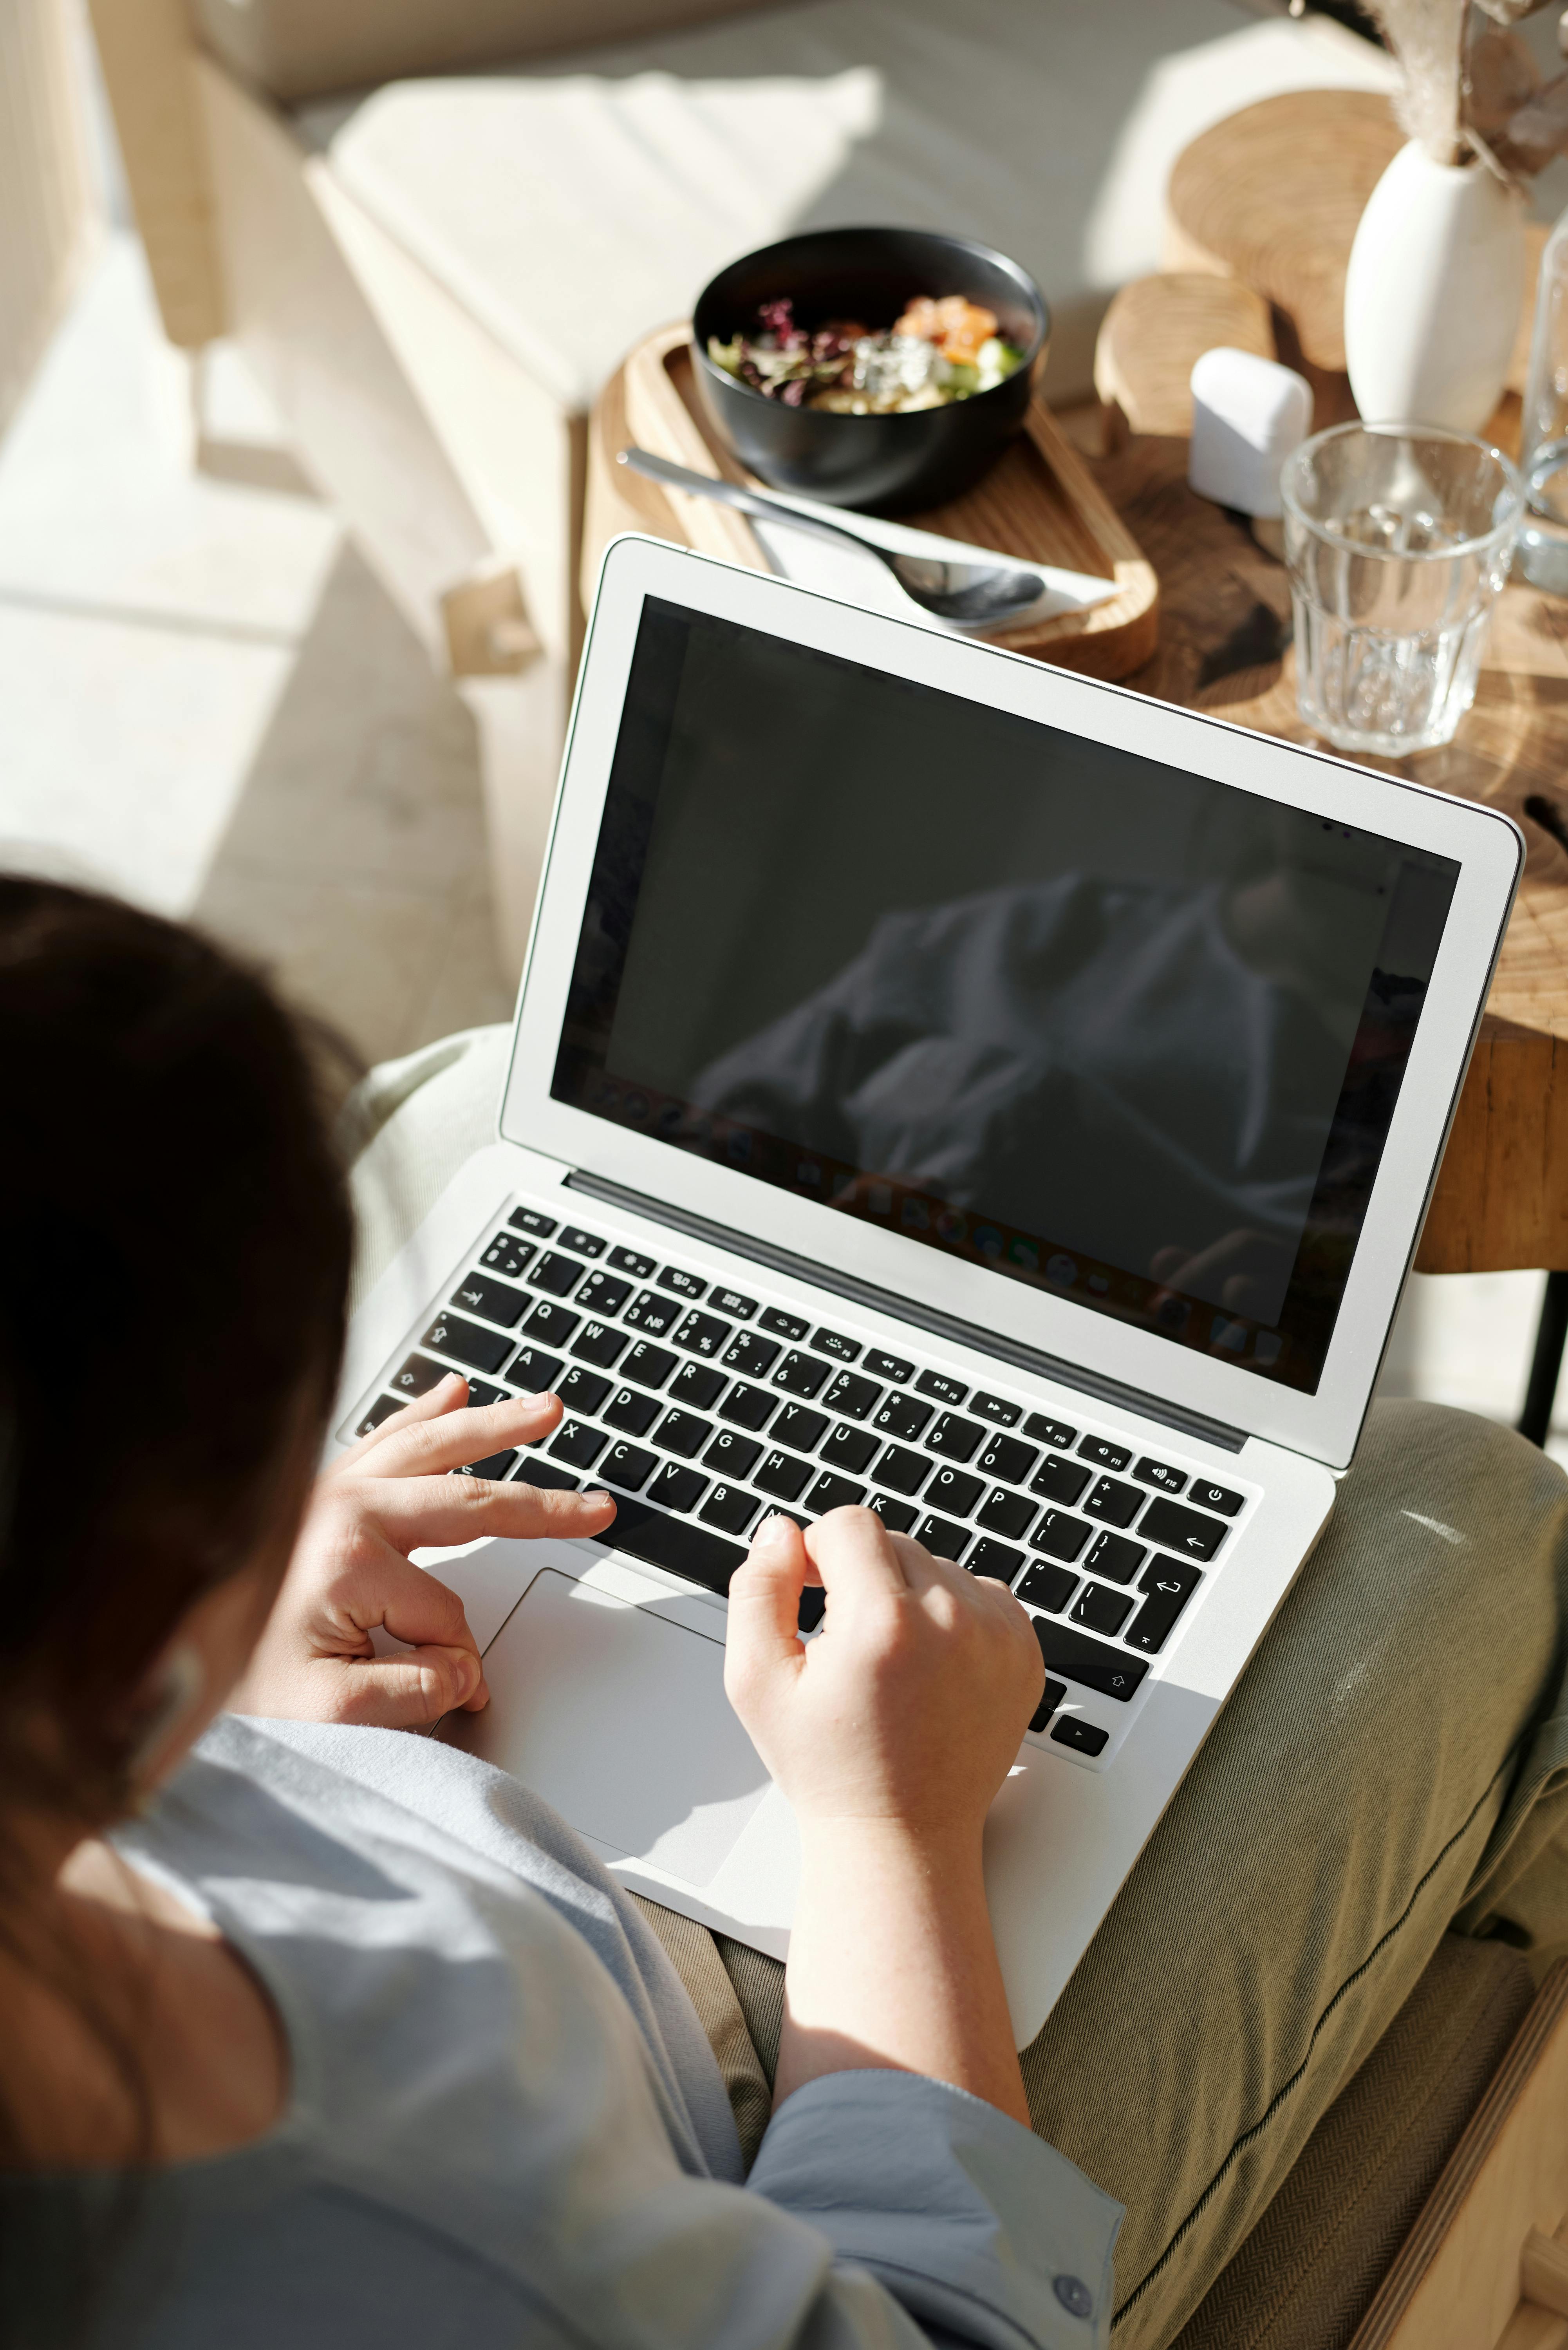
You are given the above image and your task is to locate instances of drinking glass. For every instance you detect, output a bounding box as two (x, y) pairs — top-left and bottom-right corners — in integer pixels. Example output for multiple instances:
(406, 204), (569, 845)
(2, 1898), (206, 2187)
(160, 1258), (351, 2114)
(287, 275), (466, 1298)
(1280, 422), (1523, 756)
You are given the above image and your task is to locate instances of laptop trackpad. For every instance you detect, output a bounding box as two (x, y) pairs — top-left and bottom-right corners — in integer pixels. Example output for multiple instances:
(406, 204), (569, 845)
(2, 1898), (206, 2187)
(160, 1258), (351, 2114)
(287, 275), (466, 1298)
(464, 1568), (770, 1888)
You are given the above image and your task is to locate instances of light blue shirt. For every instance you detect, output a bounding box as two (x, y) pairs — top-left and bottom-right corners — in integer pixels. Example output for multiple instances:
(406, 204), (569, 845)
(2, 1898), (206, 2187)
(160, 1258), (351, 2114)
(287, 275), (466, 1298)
(6, 1715), (1121, 2348)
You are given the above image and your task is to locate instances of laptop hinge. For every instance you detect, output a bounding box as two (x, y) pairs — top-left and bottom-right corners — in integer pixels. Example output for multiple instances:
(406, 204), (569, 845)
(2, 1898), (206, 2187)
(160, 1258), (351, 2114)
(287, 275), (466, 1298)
(567, 1170), (1249, 1455)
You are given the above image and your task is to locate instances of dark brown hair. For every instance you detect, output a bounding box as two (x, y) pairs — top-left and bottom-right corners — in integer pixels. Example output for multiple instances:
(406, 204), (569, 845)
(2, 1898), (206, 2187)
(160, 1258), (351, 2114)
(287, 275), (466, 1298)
(0, 879), (356, 2169)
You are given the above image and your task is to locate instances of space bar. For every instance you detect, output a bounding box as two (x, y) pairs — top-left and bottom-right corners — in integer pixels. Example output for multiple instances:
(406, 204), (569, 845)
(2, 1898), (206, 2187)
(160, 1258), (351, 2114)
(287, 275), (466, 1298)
(590, 1498), (744, 1599)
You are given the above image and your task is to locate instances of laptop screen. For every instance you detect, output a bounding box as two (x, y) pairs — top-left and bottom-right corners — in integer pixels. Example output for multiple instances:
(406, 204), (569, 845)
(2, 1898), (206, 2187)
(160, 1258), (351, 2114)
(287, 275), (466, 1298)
(552, 599), (1460, 1396)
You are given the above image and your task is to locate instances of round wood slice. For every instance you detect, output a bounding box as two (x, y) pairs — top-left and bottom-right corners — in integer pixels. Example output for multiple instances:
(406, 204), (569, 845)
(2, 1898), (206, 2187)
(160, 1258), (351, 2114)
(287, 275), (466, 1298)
(1167, 90), (1404, 371)
(1094, 273), (1275, 437)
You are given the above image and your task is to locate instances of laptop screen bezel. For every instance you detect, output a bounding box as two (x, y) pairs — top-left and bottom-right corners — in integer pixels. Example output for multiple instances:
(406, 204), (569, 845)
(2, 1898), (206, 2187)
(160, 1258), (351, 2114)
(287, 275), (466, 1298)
(500, 535), (1521, 1472)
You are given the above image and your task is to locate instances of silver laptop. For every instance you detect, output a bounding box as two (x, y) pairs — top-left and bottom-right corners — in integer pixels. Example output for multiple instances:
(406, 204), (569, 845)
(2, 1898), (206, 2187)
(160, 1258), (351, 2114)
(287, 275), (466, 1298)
(334, 534), (1520, 2048)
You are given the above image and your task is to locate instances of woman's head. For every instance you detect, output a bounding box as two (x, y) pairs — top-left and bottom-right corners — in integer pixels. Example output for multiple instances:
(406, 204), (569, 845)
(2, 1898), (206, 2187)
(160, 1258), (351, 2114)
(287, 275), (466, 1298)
(0, 879), (355, 1837)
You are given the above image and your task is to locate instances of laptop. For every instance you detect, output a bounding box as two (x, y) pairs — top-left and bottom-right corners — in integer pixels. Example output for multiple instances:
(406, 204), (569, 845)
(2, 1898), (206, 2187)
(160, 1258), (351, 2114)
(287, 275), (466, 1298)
(334, 534), (1520, 2047)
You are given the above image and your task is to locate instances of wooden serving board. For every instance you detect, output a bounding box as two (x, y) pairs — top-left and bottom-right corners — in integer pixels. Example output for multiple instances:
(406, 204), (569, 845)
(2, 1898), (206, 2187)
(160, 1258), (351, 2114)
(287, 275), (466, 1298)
(583, 323), (1159, 681)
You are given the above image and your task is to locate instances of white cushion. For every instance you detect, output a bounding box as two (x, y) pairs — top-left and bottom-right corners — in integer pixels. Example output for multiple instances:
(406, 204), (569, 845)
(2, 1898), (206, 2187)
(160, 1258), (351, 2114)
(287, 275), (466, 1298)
(298, 2), (1394, 412)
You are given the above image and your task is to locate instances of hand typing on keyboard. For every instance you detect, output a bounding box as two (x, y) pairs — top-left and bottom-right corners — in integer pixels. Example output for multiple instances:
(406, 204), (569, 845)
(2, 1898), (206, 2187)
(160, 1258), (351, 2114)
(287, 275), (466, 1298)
(724, 1506), (1043, 2124)
(232, 1374), (615, 1729)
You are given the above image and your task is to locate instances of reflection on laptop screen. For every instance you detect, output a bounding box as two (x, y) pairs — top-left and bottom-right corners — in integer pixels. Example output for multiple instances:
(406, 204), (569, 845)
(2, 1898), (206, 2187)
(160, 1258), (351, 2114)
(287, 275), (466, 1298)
(553, 600), (1460, 1396)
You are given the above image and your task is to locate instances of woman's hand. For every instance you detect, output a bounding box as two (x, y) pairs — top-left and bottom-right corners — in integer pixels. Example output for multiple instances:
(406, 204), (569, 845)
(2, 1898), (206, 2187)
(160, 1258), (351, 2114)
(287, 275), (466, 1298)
(229, 1375), (616, 1731)
(724, 1508), (1043, 2121)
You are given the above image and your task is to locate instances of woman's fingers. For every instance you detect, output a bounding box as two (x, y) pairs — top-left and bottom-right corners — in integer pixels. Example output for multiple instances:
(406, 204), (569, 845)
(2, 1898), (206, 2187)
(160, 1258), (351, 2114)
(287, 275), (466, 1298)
(725, 1514), (813, 1699)
(363, 1469), (617, 1551)
(354, 1388), (566, 1479)
(803, 1506), (914, 1603)
(331, 1371), (472, 1471)
(311, 1644), (487, 1730)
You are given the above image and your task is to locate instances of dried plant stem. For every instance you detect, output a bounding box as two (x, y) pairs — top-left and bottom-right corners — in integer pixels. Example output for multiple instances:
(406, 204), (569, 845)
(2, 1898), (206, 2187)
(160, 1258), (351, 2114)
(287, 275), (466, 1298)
(1366, 0), (1471, 163)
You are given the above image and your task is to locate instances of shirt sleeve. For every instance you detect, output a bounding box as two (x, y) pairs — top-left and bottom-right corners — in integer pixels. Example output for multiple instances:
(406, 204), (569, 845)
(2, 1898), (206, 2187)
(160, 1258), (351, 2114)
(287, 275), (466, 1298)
(748, 2070), (1123, 2350)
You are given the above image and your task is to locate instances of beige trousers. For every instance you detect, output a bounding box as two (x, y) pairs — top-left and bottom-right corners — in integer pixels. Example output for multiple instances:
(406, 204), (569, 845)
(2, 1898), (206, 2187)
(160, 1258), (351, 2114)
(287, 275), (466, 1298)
(352, 1029), (1568, 2349)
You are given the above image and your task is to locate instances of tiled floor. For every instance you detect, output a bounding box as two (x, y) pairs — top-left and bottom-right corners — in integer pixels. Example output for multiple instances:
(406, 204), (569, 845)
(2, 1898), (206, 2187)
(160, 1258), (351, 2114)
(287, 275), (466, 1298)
(1, 222), (1562, 1449)
(0, 228), (511, 1066)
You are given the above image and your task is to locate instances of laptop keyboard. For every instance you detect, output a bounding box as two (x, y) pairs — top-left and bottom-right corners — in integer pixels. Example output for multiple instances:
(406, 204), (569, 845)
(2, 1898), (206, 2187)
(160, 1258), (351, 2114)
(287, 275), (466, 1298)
(354, 1204), (1250, 1761)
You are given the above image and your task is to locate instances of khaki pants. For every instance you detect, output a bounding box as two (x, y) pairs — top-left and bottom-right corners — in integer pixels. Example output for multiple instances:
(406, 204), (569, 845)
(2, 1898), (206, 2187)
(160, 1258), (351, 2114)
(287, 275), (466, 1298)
(352, 1029), (1568, 2348)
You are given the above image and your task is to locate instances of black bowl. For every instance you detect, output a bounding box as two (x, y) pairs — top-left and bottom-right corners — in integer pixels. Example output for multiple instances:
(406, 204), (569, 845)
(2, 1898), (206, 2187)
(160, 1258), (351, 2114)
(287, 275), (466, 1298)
(691, 226), (1049, 515)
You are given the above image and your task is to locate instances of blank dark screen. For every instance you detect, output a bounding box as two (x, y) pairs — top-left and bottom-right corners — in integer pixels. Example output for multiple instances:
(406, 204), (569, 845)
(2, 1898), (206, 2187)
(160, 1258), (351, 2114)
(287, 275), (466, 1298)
(552, 601), (1458, 1394)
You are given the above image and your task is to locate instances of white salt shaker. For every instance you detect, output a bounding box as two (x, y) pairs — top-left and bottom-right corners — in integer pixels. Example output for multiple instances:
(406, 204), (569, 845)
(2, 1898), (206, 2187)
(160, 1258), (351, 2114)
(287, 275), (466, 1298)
(1187, 347), (1313, 518)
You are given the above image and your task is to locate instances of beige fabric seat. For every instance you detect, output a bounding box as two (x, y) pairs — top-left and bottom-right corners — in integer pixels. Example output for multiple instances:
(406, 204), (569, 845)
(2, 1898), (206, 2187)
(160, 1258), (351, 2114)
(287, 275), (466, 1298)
(294, 0), (1393, 417)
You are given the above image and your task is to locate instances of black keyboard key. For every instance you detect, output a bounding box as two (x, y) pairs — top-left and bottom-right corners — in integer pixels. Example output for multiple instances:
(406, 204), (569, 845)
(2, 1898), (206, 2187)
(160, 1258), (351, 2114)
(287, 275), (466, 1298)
(658, 1266), (706, 1299)
(759, 1305), (809, 1342)
(1030, 1675), (1068, 1734)
(875, 1444), (931, 1497)
(1031, 1619), (1149, 1703)
(421, 1312), (513, 1375)
(774, 1350), (830, 1400)
(1031, 1455), (1091, 1506)
(572, 1321), (629, 1371)
(711, 1287), (758, 1320)
(798, 1586), (826, 1633)
(967, 1537), (1022, 1582)
(656, 1409), (711, 1460)
(674, 1311), (733, 1360)
(557, 1366), (611, 1417)
(1127, 1559), (1202, 1652)
(972, 1392), (1021, 1426)
(868, 1493), (918, 1533)
(623, 1291), (679, 1337)
(806, 1471), (866, 1514)
(774, 1402), (829, 1455)
(822, 1369), (880, 1421)
(521, 1300), (580, 1350)
(648, 1461), (706, 1512)
(1051, 1716), (1108, 1757)
(1134, 1458), (1187, 1495)
(701, 1483), (761, 1537)
(549, 1420), (607, 1470)
(977, 1488), (1037, 1542)
(1023, 1414), (1077, 1450)
(387, 1352), (448, 1399)
(916, 1513), (970, 1562)
(1072, 1581), (1134, 1636)
(670, 1361), (726, 1412)
(602, 1441), (657, 1491)
(605, 1386), (659, 1437)
(705, 1428), (762, 1480)
(464, 1379), (507, 1410)
(755, 1450), (811, 1502)
(1078, 1435), (1132, 1473)
(529, 1251), (584, 1299)
(723, 1330), (780, 1378)
(977, 1432), (1037, 1486)
(1018, 1560), (1077, 1614)
(576, 1271), (632, 1319)
(517, 1457), (578, 1492)
(622, 1341), (677, 1390)
(865, 1349), (915, 1384)
(1032, 1509), (1091, 1564)
(558, 1226), (606, 1259)
(811, 1327), (860, 1363)
(608, 1245), (656, 1280)
(916, 1368), (967, 1408)
(925, 1412), (984, 1464)
(1141, 1497), (1229, 1562)
(927, 1465), (983, 1518)
(509, 1207), (556, 1238)
(509, 1345), (564, 1393)
(457, 1447), (518, 1481)
(1085, 1531), (1146, 1586)
(1084, 1476), (1143, 1530)
(590, 1500), (742, 1598)
(822, 1423), (879, 1475)
(356, 1394), (406, 1435)
(481, 1232), (535, 1279)
(721, 1381), (777, 1433)
(1190, 1480), (1243, 1518)
(874, 1392), (932, 1442)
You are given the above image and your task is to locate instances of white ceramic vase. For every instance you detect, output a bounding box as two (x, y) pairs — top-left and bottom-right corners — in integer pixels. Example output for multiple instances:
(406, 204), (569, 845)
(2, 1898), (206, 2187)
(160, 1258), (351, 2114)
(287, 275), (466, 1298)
(1344, 140), (1525, 433)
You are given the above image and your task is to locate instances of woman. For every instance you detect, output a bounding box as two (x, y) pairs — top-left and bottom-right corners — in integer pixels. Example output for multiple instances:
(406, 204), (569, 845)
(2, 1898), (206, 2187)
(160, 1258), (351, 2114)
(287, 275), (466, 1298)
(0, 877), (1114, 2347)
(5, 878), (1567, 2350)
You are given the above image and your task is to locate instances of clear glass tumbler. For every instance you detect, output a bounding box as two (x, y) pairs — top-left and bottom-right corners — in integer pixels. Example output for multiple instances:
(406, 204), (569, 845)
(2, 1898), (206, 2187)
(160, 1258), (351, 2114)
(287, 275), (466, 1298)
(1280, 422), (1523, 756)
